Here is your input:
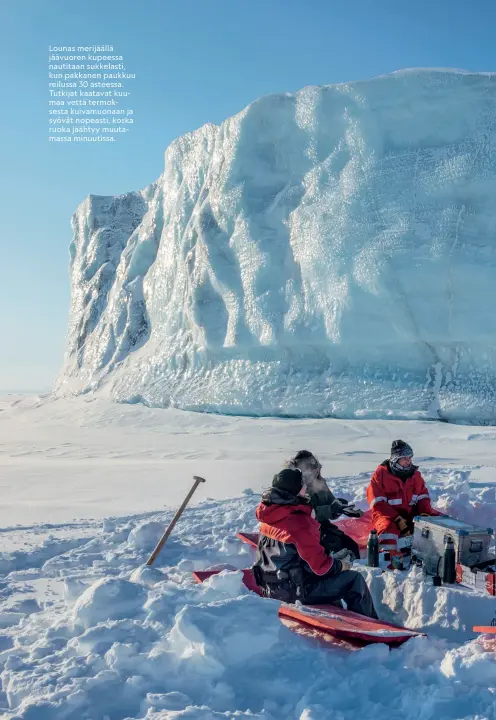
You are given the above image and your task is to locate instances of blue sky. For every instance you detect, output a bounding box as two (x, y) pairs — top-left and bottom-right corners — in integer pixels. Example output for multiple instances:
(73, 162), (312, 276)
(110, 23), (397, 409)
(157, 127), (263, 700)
(1, 0), (496, 391)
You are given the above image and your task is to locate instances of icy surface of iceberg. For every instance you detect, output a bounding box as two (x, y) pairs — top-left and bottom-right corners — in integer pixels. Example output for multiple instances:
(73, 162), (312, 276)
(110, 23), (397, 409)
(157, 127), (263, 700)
(57, 69), (496, 422)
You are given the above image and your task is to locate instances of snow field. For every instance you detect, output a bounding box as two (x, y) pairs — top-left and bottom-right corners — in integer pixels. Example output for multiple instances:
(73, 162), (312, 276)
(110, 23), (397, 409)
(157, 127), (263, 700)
(0, 476), (494, 719)
(3, 394), (496, 527)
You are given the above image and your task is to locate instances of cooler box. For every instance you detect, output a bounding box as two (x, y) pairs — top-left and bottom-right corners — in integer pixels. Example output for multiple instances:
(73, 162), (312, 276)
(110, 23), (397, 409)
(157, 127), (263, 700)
(412, 516), (494, 573)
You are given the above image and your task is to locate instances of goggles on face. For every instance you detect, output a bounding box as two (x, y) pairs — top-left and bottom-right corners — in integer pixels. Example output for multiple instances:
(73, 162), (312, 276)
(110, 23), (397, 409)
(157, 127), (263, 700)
(392, 454), (412, 463)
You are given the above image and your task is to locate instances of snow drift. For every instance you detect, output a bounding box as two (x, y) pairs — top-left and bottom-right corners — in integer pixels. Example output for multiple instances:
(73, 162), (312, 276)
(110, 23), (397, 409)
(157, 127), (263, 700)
(0, 480), (495, 719)
(57, 69), (496, 422)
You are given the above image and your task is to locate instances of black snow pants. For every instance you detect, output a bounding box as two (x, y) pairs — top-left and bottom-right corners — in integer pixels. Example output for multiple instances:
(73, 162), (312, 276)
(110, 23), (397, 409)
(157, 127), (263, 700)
(304, 570), (378, 619)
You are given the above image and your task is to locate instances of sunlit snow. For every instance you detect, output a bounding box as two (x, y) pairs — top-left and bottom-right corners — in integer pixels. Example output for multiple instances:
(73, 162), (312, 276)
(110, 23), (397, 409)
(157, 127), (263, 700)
(56, 69), (496, 422)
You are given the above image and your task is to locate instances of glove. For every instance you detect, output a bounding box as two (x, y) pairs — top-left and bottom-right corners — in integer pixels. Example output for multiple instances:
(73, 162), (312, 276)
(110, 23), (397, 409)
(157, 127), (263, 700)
(337, 498), (365, 517)
(340, 560), (353, 572)
(332, 549), (355, 562)
(341, 505), (364, 518)
(394, 516), (411, 536)
(311, 491), (346, 522)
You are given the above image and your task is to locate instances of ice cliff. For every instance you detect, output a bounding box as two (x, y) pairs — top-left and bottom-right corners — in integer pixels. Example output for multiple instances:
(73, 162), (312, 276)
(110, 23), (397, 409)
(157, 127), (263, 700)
(56, 69), (496, 422)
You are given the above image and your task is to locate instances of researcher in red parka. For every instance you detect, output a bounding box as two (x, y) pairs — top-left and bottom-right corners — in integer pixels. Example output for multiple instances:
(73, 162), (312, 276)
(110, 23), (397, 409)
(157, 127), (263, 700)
(254, 468), (378, 618)
(366, 440), (442, 551)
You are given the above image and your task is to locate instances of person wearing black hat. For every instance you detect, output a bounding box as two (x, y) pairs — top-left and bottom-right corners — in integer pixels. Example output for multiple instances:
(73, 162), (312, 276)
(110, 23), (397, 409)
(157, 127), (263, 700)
(366, 440), (442, 552)
(252, 468), (378, 618)
(287, 450), (362, 561)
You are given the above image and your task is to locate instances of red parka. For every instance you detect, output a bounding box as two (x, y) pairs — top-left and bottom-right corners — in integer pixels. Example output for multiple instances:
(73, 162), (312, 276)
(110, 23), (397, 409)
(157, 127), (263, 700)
(256, 500), (335, 576)
(367, 461), (442, 540)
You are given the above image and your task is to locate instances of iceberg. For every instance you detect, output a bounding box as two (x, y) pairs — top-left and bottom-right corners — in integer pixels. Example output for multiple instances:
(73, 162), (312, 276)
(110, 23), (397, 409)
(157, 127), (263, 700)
(56, 69), (496, 423)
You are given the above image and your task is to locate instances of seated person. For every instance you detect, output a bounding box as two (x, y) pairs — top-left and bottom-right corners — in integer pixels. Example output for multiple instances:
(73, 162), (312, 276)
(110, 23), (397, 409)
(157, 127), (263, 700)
(366, 439), (442, 552)
(253, 468), (378, 618)
(287, 449), (362, 560)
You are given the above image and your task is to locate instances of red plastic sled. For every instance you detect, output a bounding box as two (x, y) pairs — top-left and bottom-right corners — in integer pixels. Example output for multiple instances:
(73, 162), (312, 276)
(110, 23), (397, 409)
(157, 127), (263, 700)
(237, 510), (374, 557)
(192, 566), (421, 648)
(236, 531), (258, 548)
(473, 626), (496, 653)
(473, 626), (496, 633)
(279, 603), (420, 647)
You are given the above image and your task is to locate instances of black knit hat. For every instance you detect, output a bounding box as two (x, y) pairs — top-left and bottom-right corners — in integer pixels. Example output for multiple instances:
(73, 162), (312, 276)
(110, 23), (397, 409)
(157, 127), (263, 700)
(390, 439), (413, 460)
(272, 468), (303, 496)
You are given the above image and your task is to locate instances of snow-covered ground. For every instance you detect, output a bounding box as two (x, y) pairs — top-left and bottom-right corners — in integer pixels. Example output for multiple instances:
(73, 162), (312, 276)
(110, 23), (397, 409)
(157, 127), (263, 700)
(2, 393), (496, 527)
(0, 395), (495, 718)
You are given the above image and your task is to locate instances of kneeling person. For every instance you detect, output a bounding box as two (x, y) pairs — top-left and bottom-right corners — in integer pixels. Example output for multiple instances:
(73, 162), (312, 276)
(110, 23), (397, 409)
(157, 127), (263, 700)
(253, 468), (378, 618)
(366, 439), (442, 552)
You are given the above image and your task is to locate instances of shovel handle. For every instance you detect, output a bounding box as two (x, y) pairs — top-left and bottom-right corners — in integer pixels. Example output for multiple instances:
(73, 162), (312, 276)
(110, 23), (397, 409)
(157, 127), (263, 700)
(146, 475), (206, 566)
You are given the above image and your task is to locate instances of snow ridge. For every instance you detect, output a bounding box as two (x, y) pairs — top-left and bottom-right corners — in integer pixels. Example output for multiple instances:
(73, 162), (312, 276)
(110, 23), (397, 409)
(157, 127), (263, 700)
(57, 70), (496, 423)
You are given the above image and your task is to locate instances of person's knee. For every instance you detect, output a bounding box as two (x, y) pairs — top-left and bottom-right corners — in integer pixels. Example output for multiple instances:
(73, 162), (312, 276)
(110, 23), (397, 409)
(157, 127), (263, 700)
(340, 569), (365, 587)
(377, 523), (399, 551)
(347, 570), (369, 592)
